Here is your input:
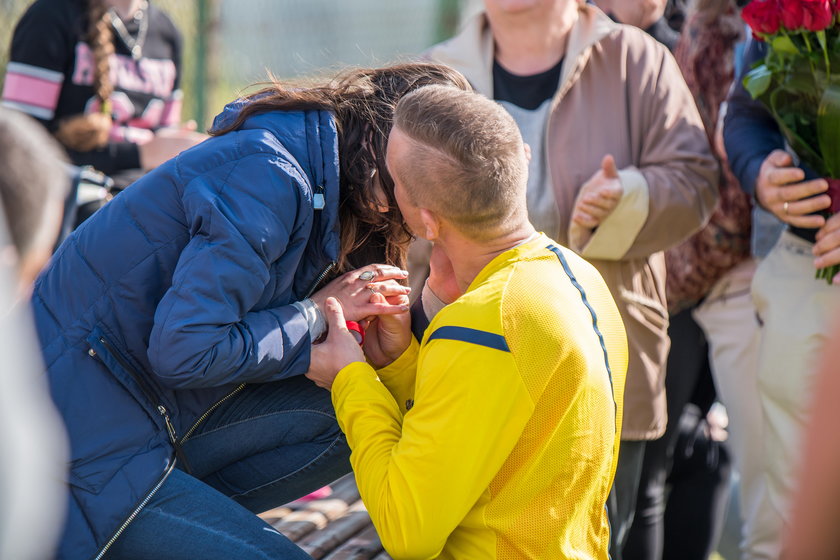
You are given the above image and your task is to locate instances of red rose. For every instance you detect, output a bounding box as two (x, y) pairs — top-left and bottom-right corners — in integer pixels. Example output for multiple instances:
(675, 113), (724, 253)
(777, 0), (833, 30)
(801, 0), (833, 30)
(779, 0), (806, 29)
(743, 0), (783, 38)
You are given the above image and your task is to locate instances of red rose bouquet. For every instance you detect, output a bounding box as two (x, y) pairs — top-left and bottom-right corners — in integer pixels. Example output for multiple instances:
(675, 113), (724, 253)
(742, 0), (840, 282)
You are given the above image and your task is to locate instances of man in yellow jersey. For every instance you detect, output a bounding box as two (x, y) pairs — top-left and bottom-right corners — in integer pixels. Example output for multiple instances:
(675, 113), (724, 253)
(305, 85), (628, 559)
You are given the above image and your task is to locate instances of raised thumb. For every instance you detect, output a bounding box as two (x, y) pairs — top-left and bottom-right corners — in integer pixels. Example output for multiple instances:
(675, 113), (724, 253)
(602, 154), (619, 178)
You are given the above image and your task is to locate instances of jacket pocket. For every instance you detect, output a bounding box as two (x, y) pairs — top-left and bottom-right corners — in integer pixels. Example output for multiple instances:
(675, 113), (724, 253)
(85, 328), (169, 427)
(85, 327), (193, 472)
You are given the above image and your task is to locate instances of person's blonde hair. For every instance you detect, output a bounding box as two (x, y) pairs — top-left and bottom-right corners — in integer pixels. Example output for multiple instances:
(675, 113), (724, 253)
(392, 85), (527, 240)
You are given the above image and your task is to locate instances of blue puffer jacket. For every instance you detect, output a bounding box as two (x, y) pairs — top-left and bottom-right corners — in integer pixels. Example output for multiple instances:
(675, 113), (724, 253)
(31, 104), (341, 559)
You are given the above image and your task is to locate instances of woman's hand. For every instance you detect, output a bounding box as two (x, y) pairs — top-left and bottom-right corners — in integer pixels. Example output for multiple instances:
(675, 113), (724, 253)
(756, 150), (830, 227)
(310, 264), (411, 322)
(363, 292), (412, 369)
(305, 298), (365, 390)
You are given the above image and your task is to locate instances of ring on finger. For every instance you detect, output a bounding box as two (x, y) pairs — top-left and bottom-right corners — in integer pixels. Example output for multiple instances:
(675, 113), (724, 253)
(783, 201), (790, 214)
(358, 270), (376, 282)
(367, 284), (378, 296)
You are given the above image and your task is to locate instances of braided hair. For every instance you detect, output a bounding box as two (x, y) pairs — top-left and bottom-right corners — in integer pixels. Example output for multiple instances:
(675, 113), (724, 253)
(53, 0), (114, 151)
(87, 0), (114, 112)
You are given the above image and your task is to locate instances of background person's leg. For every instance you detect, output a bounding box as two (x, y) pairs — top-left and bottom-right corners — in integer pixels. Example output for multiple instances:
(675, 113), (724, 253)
(608, 440), (647, 560)
(181, 375), (352, 513)
(108, 469), (312, 559)
(624, 309), (712, 560)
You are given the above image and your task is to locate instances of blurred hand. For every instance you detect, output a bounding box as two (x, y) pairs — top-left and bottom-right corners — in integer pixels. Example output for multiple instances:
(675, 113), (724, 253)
(427, 244), (461, 304)
(756, 150), (829, 228)
(569, 154), (623, 249)
(363, 292), (412, 369)
(305, 297), (366, 390)
(139, 125), (208, 170)
(310, 264), (410, 323)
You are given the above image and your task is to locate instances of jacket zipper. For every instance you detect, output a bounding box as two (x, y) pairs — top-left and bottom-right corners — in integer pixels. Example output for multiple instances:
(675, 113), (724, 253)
(179, 383), (246, 444)
(93, 459), (176, 560)
(97, 337), (192, 473)
(304, 261), (336, 299)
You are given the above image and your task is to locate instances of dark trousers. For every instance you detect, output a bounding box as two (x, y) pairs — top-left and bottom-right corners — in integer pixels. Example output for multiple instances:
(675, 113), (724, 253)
(608, 439), (647, 560)
(623, 309), (732, 560)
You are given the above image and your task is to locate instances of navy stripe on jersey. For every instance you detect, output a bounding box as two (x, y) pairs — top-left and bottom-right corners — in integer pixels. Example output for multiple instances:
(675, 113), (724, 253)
(427, 326), (510, 352)
(546, 244), (615, 401)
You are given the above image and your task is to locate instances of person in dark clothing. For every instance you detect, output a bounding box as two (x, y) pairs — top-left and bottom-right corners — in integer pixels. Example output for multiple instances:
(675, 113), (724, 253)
(2, 0), (206, 190)
(29, 62), (469, 560)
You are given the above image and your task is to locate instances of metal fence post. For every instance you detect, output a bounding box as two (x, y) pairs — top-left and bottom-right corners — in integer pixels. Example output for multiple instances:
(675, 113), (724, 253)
(195, 0), (209, 131)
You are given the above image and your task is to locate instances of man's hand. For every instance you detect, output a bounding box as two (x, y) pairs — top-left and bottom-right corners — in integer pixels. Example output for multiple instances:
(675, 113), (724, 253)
(305, 297), (366, 390)
(363, 292), (412, 369)
(756, 150), (830, 228)
(569, 154), (623, 249)
(310, 264), (410, 323)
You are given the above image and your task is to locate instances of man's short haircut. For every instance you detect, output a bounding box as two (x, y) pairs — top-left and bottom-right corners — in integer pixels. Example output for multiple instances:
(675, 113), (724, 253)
(392, 85), (527, 240)
(0, 108), (69, 257)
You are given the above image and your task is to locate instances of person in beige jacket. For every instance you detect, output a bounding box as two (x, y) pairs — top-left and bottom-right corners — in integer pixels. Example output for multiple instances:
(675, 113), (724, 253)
(413, 1), (718, 556)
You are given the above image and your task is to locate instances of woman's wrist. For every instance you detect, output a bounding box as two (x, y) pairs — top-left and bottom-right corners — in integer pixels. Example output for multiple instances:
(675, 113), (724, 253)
(292, 298), (327, 342)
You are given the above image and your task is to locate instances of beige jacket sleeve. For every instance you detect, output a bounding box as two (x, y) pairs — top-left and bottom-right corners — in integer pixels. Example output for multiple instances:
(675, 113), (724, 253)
(578, 38), (719, 261)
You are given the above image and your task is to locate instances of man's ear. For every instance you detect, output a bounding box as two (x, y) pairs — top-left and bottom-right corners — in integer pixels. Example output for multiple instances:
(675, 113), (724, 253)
(419, 208), (441, 242)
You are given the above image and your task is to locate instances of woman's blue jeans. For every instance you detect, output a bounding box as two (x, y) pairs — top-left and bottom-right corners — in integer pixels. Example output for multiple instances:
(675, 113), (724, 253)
(108, 375), (351, 559)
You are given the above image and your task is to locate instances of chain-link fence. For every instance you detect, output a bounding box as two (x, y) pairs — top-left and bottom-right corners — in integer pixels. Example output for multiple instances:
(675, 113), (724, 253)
(1, 0), (476, 127)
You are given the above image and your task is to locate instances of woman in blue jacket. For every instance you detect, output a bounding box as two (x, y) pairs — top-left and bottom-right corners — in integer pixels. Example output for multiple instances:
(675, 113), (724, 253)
(31, 62), (469, 559)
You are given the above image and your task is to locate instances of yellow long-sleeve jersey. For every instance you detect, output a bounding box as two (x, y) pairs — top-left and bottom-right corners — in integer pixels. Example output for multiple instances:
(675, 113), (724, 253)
(332, 234), (628, 559)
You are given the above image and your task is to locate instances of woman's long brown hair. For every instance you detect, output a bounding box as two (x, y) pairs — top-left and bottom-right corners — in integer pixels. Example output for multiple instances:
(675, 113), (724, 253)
(211, 63), (471, 271)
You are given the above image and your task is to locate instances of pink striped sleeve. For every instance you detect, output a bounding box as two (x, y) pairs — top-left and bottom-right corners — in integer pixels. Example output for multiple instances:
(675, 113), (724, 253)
(1, 62), (64, 120)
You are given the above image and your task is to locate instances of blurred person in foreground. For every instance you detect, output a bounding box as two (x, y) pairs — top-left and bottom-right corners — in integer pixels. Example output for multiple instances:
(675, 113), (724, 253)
(29, 62), (469, 559)
(306, 84), (628, 559)
(419, 1), (719, 555)
(0, 107), (69, 560)
(782, 313), (840, 560)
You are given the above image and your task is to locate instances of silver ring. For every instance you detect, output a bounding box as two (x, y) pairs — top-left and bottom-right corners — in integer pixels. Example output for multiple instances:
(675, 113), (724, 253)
(358, 270), (376, 281)
(783, 201), (789, 214)
(367, 285), (378, 295)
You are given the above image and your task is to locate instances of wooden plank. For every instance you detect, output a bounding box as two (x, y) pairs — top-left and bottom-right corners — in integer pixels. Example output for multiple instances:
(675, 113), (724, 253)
(267, 476), (361, 542)
(298, 502), (373, 558)
(271, 509), (329, 542)
(323, 524), (385, 560)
